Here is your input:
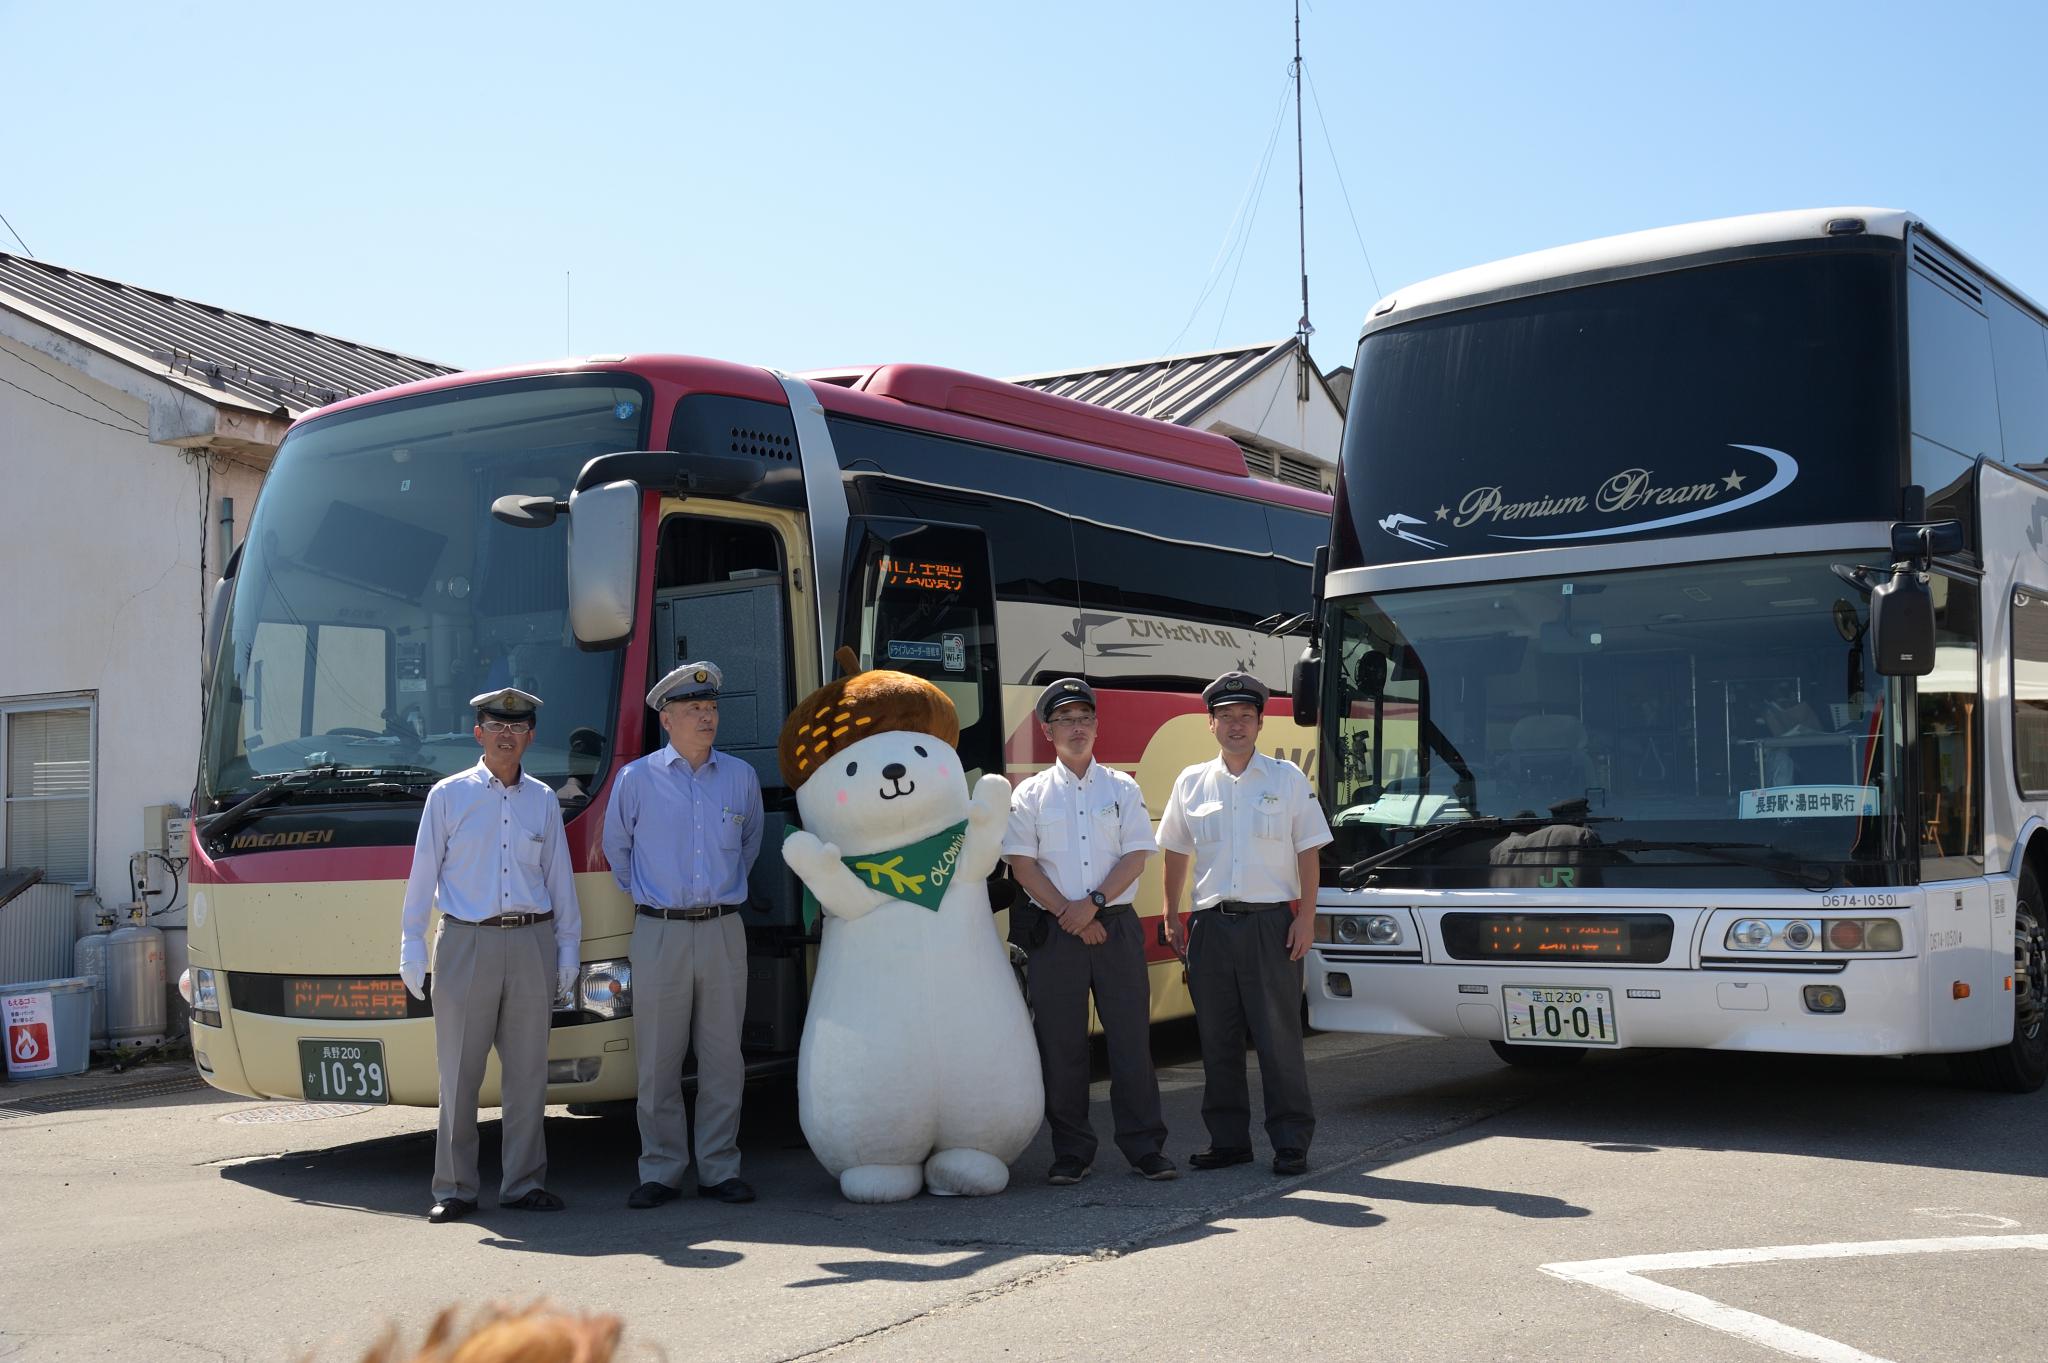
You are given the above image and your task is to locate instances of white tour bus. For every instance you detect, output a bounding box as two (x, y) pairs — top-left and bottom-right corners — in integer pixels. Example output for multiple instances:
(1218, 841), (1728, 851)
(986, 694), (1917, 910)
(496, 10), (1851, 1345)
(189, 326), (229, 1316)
(1295, 208), (2047, 1091)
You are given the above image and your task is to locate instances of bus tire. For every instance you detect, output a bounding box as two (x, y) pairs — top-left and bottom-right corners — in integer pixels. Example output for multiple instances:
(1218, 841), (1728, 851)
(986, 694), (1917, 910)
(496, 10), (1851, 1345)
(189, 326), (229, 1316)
(1489, 1039), (1587, 1069)
(1949, 869), (2048, 1094)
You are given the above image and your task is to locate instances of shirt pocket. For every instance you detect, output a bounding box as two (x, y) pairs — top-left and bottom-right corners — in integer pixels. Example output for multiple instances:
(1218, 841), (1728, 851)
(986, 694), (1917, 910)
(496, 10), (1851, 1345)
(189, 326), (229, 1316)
(1188, 801), (1226, 845)
(716, 808), (745, 851)
(1090, 802), (1123, 848)
(512, 826), (547, 869)
(1035, 816), (1070, 854)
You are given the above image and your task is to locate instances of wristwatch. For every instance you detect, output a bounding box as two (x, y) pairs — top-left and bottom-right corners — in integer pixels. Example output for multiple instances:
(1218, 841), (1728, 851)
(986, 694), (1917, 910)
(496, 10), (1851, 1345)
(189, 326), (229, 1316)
(1088, 891), (1107, 909)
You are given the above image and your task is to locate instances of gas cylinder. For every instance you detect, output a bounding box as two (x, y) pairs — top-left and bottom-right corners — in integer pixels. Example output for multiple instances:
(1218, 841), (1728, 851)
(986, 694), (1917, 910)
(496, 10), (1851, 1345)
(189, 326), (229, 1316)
(106, 915), (167, 1049)
(74, 922), (111, 1050)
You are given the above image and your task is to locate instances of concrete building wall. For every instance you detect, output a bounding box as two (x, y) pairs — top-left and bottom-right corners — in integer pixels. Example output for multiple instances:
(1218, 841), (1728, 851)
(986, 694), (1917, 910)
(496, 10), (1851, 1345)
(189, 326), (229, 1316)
(1201, 350), (1346, 472)
(0, 333), (264, 918)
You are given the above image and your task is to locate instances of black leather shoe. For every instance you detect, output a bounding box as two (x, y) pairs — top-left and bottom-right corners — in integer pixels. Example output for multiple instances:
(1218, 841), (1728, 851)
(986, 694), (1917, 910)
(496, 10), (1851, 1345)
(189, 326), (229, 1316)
(1133, 1152), (1180, 1181)
(427, 1197), (476, 1223)
(1272, 1148), (1309, 1176)
(697, 1177), (756, 1204)
(1046, 1156), (1092, 1185)
(1188, 1146), (1254, 1170)
(502, 1188), (565, 1211)
(627, 1181), (681, 1209)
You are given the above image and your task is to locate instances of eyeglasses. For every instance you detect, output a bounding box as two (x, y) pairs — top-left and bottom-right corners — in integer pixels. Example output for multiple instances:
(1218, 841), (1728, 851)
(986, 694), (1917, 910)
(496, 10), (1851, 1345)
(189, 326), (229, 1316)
(1048, 713), (1097, 728)
(480, 718), (535, 734)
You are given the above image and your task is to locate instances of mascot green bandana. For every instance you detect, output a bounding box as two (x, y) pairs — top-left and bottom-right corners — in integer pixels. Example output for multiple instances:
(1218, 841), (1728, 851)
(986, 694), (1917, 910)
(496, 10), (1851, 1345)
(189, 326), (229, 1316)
(842, 819), (969, 910)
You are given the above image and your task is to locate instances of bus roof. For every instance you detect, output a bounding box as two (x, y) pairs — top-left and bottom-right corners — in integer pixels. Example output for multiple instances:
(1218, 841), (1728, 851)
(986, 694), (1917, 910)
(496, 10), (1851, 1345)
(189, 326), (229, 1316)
(1362, 207), (1917, 332)
(300, 354), (1329, 512)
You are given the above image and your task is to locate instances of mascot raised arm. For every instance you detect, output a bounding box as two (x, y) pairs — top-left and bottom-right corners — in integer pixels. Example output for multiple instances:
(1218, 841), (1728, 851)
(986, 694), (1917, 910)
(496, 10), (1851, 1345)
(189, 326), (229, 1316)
(778, 650), (1042, 1202)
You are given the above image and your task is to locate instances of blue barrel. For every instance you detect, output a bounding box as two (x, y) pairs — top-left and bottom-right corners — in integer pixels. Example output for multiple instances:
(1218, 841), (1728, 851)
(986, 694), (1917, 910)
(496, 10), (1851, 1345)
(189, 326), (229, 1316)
(4, 977), (93, 1080)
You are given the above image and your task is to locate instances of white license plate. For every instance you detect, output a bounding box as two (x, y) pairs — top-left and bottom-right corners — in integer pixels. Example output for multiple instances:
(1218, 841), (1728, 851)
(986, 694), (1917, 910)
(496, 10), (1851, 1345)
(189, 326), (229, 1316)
(1503, 986), (1618, 1046)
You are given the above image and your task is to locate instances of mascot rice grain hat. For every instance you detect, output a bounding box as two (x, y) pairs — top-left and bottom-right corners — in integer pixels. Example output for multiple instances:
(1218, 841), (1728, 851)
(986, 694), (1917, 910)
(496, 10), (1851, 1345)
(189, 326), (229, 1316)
(778, 647), (960, 789)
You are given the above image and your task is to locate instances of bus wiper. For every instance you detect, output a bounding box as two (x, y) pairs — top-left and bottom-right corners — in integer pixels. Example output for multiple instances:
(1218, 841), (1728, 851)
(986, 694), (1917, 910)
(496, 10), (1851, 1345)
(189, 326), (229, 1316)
(200, 765), (441, 849)
(1607, 839), (1837, 891)
(1339, 816), (1514, 885)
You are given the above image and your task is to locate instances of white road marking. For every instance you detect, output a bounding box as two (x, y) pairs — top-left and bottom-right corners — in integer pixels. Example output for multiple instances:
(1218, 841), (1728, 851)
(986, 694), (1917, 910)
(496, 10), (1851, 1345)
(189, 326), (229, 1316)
(1910, 1206), (2021, 1229)
(1542, 1235), (2048, 1363)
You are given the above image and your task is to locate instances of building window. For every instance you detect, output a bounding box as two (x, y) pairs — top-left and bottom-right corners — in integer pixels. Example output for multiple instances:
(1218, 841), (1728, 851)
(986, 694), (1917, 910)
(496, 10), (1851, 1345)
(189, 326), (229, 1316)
(3, 697), (95, 886)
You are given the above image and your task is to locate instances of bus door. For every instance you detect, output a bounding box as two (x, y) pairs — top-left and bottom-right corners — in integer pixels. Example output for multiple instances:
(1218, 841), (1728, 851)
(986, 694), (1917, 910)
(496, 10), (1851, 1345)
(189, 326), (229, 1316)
(648, 509), (805, 1051)
(840, 518), (1003, 781)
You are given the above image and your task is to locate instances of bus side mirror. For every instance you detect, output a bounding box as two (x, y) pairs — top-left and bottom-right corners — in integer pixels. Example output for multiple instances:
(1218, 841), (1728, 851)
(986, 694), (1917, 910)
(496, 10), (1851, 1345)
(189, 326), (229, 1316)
(1291, 650), (1321, 727)
(567, 480), (642, 649)
(1869, 569), (1936, 676)
(201, 542), (241, 694)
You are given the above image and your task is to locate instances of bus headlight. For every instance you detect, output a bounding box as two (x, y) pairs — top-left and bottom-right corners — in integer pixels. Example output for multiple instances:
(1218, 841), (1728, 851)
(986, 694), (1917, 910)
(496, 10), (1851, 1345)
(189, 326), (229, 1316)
(1317, 914), (1404, 946)
(183, 967), (221, 1028)
(1724, 918), (1905, 952)
(576, 959), (631, 1018)
(1729, 920), (1774, 949)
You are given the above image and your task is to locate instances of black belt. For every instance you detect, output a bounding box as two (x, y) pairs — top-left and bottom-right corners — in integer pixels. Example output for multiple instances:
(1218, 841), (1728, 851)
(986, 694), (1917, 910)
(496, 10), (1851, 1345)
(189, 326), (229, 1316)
(1030, 900), (1133, 918)
(637, 903), (742, 922)
(450, 911), (555, 928)
(1210, 900), (1288, 915)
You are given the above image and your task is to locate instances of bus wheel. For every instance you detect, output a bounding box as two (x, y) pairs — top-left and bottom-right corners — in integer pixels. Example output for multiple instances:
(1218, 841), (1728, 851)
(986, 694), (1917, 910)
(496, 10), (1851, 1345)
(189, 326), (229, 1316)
(1949, 871), (2048, 1094)
(1489, 1040), (1587, 1069)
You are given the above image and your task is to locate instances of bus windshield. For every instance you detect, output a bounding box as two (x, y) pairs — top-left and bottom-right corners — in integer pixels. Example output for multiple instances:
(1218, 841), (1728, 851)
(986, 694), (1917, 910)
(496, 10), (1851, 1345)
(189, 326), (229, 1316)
(1321, 553), (1907, 886)
(200, 377), (650, 806)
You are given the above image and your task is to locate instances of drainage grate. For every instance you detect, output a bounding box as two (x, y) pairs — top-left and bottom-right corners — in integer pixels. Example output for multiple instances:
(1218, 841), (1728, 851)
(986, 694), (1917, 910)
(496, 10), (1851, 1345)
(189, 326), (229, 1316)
(0, 1071), (212, 1116)
(219, 1102), (370, 1124)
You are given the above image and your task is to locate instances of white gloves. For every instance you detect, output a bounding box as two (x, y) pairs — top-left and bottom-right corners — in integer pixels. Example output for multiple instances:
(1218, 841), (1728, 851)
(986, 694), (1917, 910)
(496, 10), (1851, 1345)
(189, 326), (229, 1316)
(558, 962), (578, 1006)
(400, 959), (426, 1001)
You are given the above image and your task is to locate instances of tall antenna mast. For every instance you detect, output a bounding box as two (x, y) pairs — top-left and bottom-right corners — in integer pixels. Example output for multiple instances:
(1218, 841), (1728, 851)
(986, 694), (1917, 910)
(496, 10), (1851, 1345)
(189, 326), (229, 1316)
(1293, 0), (1312, 402)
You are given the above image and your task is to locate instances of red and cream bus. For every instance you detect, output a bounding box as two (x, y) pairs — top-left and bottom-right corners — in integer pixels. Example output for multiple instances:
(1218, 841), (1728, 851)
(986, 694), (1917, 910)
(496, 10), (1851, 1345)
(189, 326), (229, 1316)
(183, 356), (1328, 1105)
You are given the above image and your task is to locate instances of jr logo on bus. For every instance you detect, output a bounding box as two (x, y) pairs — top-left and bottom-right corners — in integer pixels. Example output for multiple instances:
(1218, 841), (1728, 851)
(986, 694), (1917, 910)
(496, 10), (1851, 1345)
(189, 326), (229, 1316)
(1539, 867), (1577, 888)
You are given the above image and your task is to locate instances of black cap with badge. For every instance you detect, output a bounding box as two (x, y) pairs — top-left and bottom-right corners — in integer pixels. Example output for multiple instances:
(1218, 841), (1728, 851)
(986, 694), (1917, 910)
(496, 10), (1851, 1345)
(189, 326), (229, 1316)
(1035, 677), (1097, 723)
(1201, 671), (1268, 713)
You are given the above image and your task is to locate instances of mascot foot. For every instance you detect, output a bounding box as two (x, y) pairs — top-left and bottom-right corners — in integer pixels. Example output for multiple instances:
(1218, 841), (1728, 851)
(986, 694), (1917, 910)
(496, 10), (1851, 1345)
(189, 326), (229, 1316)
(924, 1147), (1010, 1197)
(839, 1164), (925, 1204)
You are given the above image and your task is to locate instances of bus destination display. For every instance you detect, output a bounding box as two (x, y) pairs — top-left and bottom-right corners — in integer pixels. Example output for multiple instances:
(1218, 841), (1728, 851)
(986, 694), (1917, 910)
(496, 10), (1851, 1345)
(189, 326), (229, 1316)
(1440, 913), (1674, 963)
(286, 977), (411, 1020)
(881, 556), (965, 592)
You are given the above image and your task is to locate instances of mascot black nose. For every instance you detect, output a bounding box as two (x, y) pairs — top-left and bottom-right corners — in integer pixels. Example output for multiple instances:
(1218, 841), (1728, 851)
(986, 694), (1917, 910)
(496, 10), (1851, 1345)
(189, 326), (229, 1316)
(882, 762), (907, 781)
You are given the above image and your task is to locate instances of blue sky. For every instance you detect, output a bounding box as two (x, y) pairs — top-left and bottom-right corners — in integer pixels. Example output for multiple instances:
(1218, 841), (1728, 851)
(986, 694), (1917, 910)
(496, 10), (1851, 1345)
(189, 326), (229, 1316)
(4, 1), (2044, 381)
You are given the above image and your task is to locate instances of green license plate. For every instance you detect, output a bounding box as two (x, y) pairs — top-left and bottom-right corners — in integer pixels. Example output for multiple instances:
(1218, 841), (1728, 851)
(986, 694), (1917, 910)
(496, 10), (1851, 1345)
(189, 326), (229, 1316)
(297, 1038), (389, 1103)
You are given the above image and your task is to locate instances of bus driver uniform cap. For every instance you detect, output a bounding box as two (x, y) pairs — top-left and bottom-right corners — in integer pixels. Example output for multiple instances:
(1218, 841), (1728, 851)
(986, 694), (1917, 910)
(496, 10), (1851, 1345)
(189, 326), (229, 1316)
(470, 687), (543, 720)
(648, 661), (723, 710)
(1202, 671), (1268, 713)
(1036, 677), (1097, 723)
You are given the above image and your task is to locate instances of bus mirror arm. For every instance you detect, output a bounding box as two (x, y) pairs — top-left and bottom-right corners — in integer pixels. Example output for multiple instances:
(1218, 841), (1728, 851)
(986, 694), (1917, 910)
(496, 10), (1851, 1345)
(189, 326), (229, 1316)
(571, 449), (765, 497)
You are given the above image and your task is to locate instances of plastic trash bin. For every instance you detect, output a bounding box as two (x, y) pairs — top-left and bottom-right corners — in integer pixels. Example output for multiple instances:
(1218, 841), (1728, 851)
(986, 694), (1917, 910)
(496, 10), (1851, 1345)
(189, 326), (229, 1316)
(4, 977), (92, 1080)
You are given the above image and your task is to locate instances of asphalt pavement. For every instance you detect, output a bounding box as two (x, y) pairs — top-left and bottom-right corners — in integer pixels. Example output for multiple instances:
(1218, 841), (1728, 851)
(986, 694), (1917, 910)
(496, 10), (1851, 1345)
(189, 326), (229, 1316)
(1, 1026), (2042, 1362)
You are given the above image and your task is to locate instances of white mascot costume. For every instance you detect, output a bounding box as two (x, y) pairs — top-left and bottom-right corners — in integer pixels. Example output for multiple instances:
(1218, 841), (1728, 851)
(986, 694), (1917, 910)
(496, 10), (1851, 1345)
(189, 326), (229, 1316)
(778, 652), (1043, 1202)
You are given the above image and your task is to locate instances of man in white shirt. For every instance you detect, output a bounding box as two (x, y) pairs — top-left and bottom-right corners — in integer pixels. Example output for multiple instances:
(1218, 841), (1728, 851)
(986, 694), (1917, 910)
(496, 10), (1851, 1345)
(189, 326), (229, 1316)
(1004, 678), (1176, 1185)
(1158, 671), (1331, 1177)
(398, 687), (582, 1223)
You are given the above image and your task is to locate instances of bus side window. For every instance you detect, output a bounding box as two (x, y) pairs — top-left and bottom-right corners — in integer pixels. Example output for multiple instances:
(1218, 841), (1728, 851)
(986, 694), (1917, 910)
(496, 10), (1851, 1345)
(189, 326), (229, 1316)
(1919, 575), (1982, 873)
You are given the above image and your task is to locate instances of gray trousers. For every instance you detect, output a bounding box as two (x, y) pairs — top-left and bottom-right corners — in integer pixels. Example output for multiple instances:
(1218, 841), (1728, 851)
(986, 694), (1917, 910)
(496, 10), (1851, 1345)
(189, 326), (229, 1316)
(430, 917), (553, 1203)
(631, 911), (748, 1187)
(1028, 908), (1167, 1166)
(1186, 907), (1315, 1152)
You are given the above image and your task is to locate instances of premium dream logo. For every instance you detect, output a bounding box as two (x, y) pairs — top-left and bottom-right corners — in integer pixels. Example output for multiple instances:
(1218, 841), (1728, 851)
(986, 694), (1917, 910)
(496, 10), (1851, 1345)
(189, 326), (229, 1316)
(1380, 443), (1798, 551)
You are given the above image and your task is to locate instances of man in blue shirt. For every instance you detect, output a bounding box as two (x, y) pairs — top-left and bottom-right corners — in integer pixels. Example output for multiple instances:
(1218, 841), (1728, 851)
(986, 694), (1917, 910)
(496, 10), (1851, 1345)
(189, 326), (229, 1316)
(399, 687), (581, 1224)
(604, 661), (764, 1207)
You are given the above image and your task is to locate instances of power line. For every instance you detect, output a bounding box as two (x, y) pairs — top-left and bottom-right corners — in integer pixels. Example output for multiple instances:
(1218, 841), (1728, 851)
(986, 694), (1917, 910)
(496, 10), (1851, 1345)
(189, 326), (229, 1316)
(0, 372), (148, 436)
(1303, 64), (1382, 299)
(0, 210), (33, 257)
(2, 345), (149, 431)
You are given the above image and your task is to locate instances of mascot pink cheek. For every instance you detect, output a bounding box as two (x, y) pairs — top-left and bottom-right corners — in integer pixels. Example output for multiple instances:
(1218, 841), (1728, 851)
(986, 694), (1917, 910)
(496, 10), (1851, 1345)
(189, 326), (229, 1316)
(837, 790), (849, 805)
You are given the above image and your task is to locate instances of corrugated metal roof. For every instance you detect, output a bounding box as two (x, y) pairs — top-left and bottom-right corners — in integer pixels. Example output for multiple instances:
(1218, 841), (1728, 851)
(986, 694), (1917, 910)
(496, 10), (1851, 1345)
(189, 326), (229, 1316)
(1010, 340), (1294, 426)
(0, 252), (454, 417)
